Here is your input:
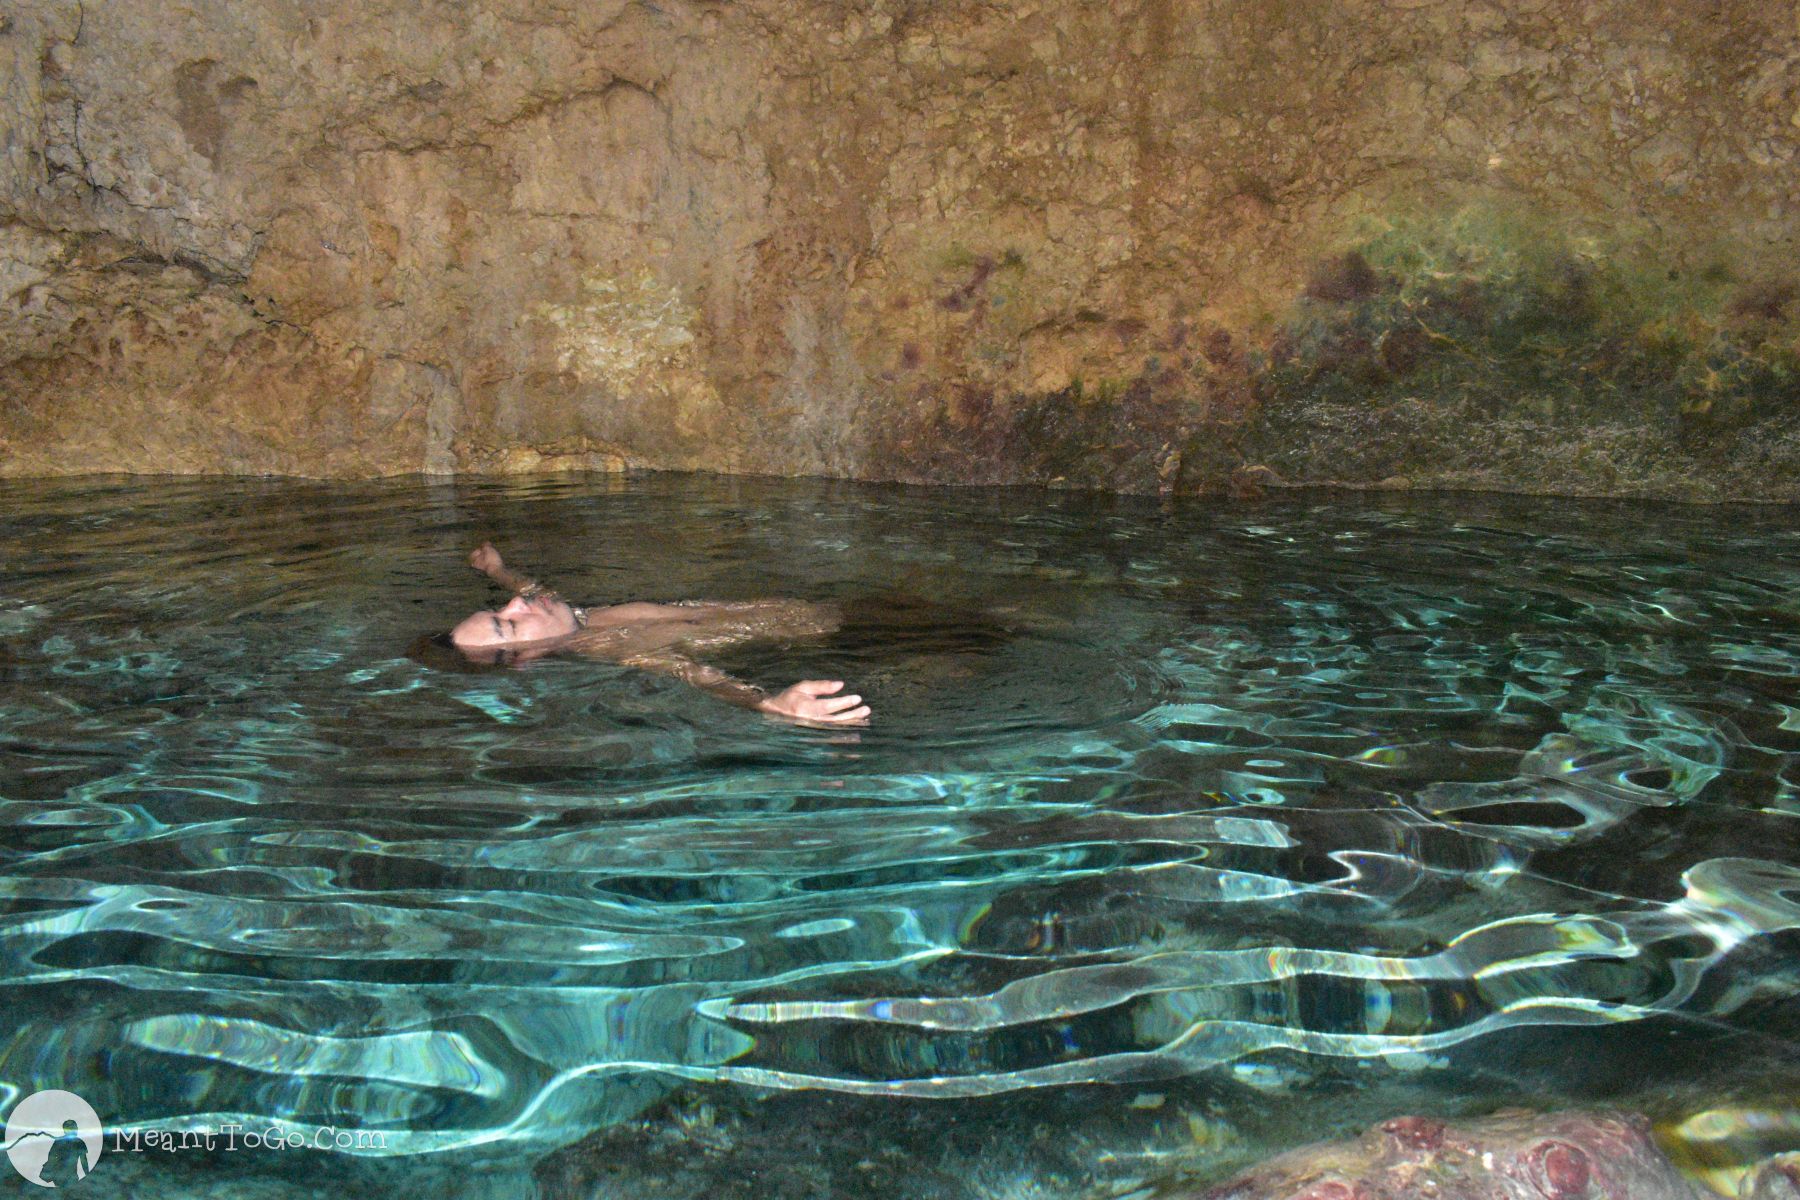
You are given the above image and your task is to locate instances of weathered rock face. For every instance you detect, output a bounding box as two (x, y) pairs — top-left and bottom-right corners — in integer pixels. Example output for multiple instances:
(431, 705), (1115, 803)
(2, 0), (1797, 495)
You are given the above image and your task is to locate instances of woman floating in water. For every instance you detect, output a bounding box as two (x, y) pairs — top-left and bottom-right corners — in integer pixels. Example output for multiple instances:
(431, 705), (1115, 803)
(442, 543), (871, 726)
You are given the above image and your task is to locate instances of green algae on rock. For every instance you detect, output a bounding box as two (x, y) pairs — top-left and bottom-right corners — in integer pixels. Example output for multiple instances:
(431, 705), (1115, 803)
(1240, 205), (1800, 502)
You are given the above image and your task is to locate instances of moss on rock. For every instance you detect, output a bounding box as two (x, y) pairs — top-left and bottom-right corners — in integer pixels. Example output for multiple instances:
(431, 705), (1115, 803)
(1241, 205), (1800, 500)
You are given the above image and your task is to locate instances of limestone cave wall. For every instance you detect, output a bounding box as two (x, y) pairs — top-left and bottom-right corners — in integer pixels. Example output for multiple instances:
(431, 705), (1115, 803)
(2, 0), (1797, 498)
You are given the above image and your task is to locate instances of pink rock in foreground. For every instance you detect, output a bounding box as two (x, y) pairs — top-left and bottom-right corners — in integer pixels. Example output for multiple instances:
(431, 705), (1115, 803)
(1197, 1110), (1710, 1200)
(1740, 1154), (1800, 1200)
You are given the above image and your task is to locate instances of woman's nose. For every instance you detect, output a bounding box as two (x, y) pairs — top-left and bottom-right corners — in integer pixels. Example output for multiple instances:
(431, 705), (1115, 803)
(500, 595), (532, 617)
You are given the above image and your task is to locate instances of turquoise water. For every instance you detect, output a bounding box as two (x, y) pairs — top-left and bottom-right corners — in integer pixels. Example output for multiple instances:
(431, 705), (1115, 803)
(1, 473), (1796, 1198)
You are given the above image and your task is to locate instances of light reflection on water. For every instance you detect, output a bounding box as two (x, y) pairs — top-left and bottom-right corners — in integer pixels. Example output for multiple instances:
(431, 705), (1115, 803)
(0, 473), (1797, 1198)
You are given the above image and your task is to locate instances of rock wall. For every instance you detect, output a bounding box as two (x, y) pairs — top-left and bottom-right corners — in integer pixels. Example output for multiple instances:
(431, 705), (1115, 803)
(2, 0), (1797, 497)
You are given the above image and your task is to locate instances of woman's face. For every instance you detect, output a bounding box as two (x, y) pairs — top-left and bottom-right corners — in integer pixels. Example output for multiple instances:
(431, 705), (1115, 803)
(450, 593), (579, 649)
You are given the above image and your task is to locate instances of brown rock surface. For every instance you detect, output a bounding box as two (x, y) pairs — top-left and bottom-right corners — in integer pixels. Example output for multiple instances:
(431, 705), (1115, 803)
(2, 0), (1796, 489)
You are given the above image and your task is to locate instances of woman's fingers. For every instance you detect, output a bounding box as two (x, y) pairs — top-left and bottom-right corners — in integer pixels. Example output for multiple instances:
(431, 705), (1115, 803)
(767, 681), (870, 725)
(802, 705), (870, 725)
(804, 694), (868, 723)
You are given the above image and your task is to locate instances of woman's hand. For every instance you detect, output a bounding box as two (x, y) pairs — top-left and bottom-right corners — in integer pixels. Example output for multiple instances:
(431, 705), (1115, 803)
(470, 542), (504, 575)
(760, 680), (870, 726)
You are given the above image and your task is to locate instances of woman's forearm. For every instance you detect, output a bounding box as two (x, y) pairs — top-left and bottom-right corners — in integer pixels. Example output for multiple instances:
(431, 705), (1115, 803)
(623, 653), (770, 711)
(619, 654), (868, 725)
(486, 564), (540, 593)
(470, 543), (541, 594)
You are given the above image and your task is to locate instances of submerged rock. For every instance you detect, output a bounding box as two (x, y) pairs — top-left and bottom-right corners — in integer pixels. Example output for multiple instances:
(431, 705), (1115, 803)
(1193, 1110), (1711, 1200)
(1740, 1155), (1800, 1200)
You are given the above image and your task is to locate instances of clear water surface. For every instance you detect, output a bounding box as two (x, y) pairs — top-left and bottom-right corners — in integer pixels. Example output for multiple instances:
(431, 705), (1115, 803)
(1, 473), (1796, 1199)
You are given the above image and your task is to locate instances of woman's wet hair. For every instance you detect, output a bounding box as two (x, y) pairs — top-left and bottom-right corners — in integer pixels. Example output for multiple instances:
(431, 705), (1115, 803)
(405, 631), (520, 673)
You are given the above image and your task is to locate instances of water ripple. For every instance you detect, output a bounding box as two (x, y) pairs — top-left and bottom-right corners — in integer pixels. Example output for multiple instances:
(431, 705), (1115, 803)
(1, 477), (1797, 1174)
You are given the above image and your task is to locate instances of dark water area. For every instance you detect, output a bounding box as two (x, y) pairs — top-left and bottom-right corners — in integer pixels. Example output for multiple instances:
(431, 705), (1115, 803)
(0, 472), (1796, 1199)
